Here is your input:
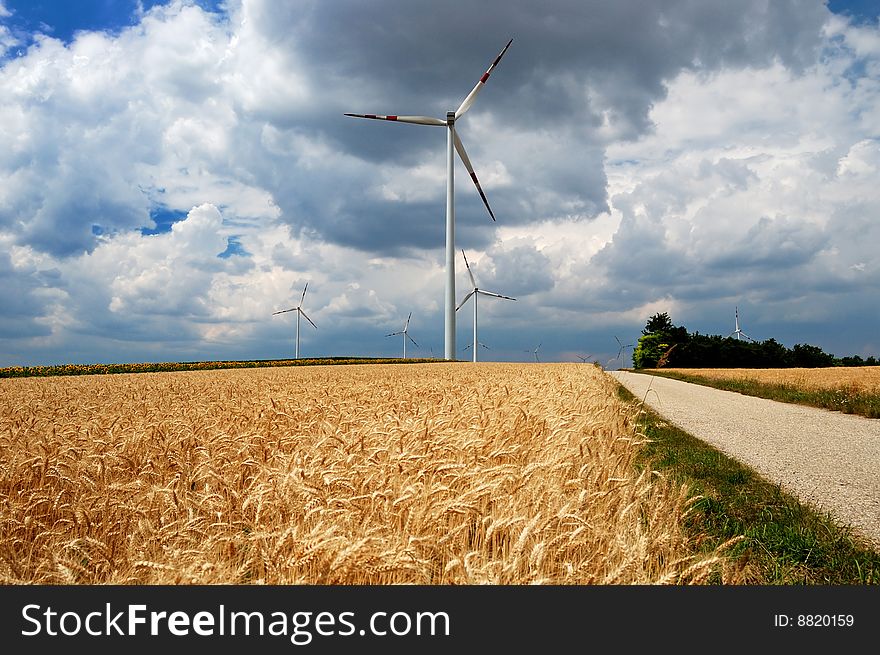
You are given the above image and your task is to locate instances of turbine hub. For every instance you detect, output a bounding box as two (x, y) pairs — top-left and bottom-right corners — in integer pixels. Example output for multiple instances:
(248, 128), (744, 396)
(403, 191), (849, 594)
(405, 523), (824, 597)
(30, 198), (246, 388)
(446, 111), (455, 125)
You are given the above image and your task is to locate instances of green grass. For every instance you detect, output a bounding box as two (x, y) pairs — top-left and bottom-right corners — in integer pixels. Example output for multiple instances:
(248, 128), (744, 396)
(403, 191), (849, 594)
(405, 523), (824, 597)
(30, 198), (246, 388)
(634, 369), (880, 419)
(617, 384), (880, 584)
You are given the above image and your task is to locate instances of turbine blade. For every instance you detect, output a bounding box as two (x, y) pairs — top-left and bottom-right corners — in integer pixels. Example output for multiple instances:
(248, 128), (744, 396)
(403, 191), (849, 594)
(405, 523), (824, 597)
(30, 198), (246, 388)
(407, 334), (419, 347)
(461, 249), (477, 289)
(300, 282), (309, 307)
(454, 131), (496, 221)
(299, 308), (317, 329)
(455, 38), (513, 119)
(478, 289), (516, 301)
(456, 289), (476, 312)
(404, 312), (412, 331)
(387, 331), (403, 337)
(273, 307), (296, 315)
(344, 113), (445, 126)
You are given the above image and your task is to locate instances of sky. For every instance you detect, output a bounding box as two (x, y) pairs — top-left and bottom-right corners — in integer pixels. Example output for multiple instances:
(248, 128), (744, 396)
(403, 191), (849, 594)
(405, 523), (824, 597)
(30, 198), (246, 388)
(0, 0), (878, 368)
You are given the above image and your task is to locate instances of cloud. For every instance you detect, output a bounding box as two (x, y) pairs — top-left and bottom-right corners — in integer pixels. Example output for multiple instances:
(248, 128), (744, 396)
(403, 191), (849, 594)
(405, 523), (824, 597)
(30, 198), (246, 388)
(0, 0), (878, 366)
(590, 40), (880, 352)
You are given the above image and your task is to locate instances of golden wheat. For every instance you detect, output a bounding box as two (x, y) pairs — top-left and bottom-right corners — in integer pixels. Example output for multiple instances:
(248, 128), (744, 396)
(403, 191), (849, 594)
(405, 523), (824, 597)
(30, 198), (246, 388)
(0, 363), (740, 584)
(658, 367), (880, 394)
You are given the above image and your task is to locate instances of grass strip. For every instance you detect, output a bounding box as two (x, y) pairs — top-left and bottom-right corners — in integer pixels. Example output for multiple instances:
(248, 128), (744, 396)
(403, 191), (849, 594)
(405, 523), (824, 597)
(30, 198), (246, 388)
(635, 369), (880, 419)
(616, 384), (880, 584)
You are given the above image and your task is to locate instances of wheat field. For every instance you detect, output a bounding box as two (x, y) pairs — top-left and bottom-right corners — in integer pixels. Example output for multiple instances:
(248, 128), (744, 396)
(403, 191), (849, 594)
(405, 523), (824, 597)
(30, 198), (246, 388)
(0, 362), (740, 585)
(658, 367), (880, 393)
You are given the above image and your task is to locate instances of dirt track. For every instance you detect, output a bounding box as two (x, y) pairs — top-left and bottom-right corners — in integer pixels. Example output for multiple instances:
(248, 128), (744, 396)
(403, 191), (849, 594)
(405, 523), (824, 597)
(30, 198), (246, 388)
(610, 371), (880, 549)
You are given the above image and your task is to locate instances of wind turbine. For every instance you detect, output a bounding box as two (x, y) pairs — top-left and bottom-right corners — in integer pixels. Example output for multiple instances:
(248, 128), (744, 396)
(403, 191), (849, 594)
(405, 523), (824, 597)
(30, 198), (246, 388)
(729, 306), (753, 341)
(456, 250), (515, 362)
(615, 336), (634, 361)
(273, 283), (317, 360)
(524, 343), (541, 362)
(463, 341), (490, 354)
(387, 312), (419, 359)
(576, 354), (592, 363)
(345, 39), (513, 362)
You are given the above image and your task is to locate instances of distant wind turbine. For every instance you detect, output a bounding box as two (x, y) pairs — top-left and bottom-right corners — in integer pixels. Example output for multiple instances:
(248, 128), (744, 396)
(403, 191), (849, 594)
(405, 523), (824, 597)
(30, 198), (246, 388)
(576, 354), (592, 363)
(387, 312), (418, 359)
(456, 250), (516, 362)
(463, 341), (490, 354)
(729, 306), (754, 341)
(524, 343), (541, 362)
(273, 283), (317, 360)
(615, 336), (634, 361)
(345, 39), (513, 361)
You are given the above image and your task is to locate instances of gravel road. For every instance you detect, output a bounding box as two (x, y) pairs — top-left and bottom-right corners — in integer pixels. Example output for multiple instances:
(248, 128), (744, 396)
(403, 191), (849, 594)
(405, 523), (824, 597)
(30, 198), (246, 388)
(610, 371), (880, 550)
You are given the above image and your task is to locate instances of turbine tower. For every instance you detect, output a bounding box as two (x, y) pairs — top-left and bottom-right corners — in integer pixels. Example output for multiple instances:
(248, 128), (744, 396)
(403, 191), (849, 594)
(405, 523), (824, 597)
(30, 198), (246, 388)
(273, 283), (317, 360)
(346, 39), (513, 361)
(729, 306), (753, 341)
(456, 250), (515, 362)
(387, 312), (418, 359)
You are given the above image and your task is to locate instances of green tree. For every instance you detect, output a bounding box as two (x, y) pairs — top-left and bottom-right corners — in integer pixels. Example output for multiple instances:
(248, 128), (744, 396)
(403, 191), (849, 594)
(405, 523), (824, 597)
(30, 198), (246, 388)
(632, 333), (671, 369)
(791, 343), (835, 367)
(643, 312), (674, 335)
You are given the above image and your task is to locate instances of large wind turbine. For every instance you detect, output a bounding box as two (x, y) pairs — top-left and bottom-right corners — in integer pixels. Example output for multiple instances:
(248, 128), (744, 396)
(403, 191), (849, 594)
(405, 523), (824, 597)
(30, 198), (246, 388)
(273, 283), (317, 359)
(456, 250), (515, 362)
(345, 39), (513, 361)
(387, 312), (418, 359)
(729, 306), (754, 341)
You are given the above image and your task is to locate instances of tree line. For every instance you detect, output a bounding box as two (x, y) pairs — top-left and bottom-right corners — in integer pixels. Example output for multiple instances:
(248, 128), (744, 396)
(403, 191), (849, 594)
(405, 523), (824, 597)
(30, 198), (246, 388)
(632, 312), (878, 369)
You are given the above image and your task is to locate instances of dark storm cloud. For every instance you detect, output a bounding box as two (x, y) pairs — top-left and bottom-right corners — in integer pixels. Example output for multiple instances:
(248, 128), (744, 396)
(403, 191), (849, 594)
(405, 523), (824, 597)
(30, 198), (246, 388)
(287, 0), (829, 250)
(0, 0), (832, 259)
(0, 249), (55, 339)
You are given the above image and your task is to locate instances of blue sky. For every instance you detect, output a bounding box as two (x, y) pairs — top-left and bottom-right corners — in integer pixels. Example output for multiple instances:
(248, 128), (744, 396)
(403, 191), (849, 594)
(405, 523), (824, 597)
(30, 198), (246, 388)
(1, 1), (224, 49)
(0, 0), (878, 367)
